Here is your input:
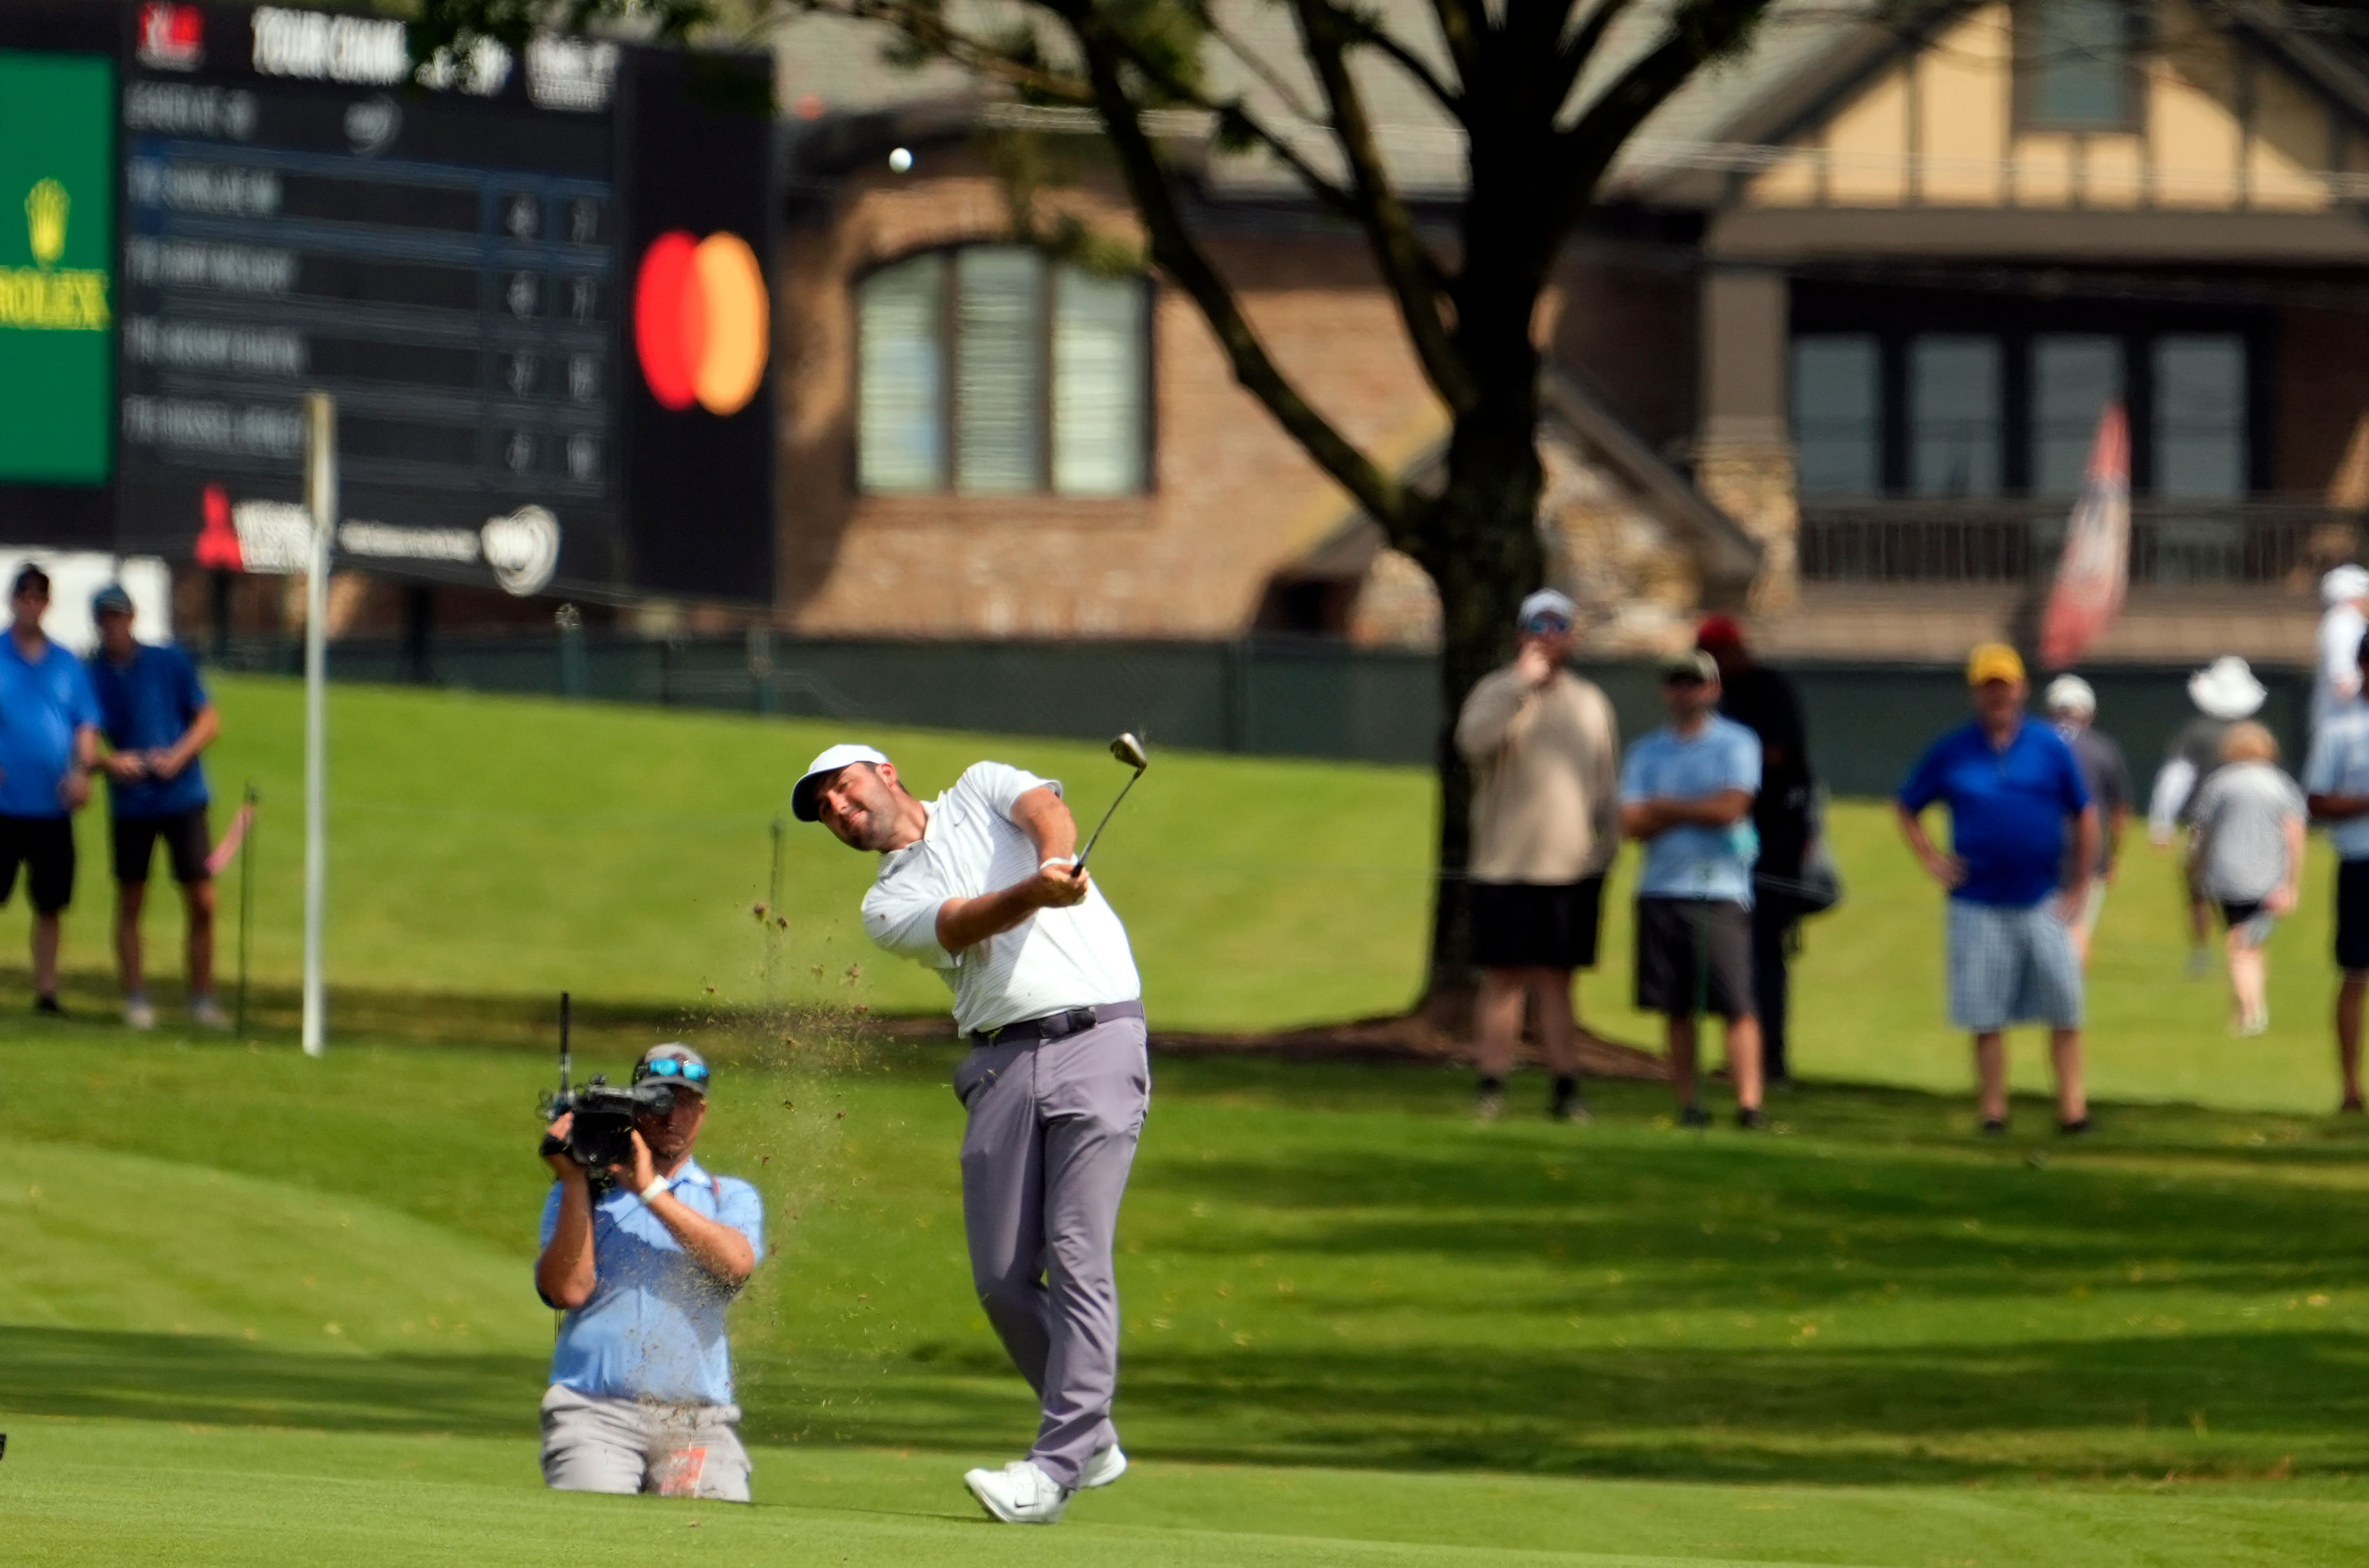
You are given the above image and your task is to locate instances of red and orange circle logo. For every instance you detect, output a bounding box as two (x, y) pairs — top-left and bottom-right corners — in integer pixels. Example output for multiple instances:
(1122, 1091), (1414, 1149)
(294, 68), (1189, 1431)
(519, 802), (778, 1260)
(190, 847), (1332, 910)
(633, 231), (769, 415)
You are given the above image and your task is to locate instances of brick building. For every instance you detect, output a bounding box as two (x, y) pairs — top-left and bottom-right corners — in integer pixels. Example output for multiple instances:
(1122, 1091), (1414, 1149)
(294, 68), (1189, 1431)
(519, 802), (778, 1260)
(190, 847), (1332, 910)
(760, 0), (2369, 662)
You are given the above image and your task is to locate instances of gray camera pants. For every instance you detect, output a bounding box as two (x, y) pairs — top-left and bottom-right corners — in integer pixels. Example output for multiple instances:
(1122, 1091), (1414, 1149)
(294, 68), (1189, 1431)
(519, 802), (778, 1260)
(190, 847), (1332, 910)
(953, 1009), (1149, 1490)
(539, 1384), (751, 1501)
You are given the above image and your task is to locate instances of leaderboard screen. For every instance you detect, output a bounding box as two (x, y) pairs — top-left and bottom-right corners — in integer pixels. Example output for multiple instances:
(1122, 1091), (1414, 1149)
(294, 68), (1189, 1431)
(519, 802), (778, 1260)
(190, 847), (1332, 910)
(107, 3), (772, 602)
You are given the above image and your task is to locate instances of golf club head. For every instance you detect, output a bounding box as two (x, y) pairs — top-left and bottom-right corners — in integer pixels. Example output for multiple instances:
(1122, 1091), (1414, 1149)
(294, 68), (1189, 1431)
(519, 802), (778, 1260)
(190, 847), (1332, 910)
(1110, 732), (1149, 772)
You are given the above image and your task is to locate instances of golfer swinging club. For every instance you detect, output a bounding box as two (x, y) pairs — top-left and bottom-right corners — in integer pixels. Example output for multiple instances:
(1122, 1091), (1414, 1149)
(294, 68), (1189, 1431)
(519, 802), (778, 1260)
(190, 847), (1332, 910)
(796, 743), (1146, 1525)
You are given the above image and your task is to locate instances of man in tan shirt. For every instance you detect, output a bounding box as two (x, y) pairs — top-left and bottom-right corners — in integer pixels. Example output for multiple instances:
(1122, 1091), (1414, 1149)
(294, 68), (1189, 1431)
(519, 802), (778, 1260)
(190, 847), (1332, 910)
(1454, 588), (1621, 1122)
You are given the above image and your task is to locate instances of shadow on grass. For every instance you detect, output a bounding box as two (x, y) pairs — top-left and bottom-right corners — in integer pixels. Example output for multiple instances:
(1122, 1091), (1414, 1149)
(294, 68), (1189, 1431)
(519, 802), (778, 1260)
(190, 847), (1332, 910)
(0, 1325), (545, 1435)
(738, 1330), (2369, 1485)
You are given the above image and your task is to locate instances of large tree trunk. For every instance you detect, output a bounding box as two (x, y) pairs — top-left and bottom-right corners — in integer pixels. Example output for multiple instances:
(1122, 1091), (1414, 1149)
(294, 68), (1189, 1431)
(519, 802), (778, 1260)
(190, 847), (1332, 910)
(1412, 397), (1546, 1023)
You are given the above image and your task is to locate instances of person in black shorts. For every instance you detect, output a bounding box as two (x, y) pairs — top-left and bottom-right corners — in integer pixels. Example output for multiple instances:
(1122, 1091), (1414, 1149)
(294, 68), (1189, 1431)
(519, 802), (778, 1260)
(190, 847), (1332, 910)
(1620, 651), (1768, 1129)
(0, 567), (102, 1015)
(1453, 589), (1622, 1122)
(86, 585), (225, 1030)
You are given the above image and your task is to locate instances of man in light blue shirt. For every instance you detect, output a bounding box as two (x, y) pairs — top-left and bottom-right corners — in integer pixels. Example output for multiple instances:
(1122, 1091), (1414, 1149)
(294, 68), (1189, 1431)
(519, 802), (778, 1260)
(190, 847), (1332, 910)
(0, 566), (101, 1016)
(1620, 649), (1766, 1129)
(536, 1043), (765, 1499)
(2303, 629), (2369, 1115)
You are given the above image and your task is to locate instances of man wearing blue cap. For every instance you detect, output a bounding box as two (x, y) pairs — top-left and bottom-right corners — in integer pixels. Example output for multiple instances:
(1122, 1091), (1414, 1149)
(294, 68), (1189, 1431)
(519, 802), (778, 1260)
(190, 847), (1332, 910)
(0, 566), (101, 1015)
(86, 584), (224, 1030)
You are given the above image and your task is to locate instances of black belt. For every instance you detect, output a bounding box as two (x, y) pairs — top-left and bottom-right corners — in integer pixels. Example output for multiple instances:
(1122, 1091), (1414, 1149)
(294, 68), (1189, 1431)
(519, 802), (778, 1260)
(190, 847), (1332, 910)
(972, 999), (1145, 1047)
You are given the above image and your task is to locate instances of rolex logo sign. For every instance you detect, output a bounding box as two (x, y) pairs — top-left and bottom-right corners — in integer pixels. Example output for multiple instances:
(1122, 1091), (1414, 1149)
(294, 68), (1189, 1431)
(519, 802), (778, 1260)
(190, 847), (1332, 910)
(27, 179), (65, 266)
(1, 177), (110, 332)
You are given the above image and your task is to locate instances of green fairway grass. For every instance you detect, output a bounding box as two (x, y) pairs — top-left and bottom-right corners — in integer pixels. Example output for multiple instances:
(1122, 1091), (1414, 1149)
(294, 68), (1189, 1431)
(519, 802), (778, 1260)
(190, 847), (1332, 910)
(1, 1023), (2365, 1563)
(0, 674), (2357, 1114)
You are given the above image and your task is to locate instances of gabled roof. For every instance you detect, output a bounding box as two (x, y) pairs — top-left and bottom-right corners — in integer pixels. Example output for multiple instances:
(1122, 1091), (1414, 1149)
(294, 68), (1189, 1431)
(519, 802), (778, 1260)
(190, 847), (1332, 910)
(1289, 367), (1762, 589)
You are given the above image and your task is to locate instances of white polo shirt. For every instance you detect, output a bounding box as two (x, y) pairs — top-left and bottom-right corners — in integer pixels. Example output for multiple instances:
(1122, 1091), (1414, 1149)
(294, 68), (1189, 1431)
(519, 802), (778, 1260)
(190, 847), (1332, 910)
(861, 761), (1141, 1036)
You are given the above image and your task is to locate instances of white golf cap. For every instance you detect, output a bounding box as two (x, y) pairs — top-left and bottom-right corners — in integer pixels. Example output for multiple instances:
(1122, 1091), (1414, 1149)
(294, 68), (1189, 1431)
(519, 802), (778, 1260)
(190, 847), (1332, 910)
(1517, 588), (1576, 631)
(2043, 674), (2096, 714)
(2325, 564), (2369, 606)
(792, 743), (890, 822)
(2188, 655), (2267, 721)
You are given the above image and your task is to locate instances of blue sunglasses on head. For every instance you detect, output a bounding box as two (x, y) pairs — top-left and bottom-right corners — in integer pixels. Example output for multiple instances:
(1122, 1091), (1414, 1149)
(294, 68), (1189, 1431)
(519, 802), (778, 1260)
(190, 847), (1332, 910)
(636, 1058), (709, 1082)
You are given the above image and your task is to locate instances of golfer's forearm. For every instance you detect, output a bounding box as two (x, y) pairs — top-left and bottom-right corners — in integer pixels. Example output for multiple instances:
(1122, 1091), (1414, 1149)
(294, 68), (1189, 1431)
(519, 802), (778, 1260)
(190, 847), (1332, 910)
(649, 1199), (755, 1286)
(2311, 793), (2369, 821)
(1010, 786), (1077, 863)
(936, 887), (1035, 950)
(72, 727), (98, 770)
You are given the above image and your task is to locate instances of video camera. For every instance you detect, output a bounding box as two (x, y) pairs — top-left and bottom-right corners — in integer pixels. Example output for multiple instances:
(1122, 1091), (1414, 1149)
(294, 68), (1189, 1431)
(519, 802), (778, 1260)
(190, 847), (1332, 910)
(538, 993), (676, 1175)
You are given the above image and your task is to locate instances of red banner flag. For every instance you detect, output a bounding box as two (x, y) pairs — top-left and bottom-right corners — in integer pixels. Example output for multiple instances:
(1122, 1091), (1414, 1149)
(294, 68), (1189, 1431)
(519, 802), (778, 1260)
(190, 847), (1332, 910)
(2040, 402), (2131, 671)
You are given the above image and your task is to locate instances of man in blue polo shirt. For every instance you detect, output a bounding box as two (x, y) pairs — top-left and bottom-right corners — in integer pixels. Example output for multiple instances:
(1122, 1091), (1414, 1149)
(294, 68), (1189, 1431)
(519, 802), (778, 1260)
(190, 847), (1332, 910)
(0, 566), (101, 1016)
(1897, 643), (2098, 1136)
(86, 584), (224, 1030)
(536, 1043), (765, 1500)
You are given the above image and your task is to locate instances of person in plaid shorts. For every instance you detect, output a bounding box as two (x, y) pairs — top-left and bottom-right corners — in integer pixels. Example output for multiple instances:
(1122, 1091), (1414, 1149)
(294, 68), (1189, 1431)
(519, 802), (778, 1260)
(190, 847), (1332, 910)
(1896, 645), (2098, 1136)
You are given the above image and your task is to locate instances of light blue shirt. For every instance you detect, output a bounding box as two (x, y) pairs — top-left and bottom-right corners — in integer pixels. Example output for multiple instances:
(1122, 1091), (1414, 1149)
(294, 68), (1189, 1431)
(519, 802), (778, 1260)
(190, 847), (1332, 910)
(539, 1156), (765, 1405)
(1620, 715), (1763, 905)
(2305, 704), (2369, 861)
(0, 634), (100, 819)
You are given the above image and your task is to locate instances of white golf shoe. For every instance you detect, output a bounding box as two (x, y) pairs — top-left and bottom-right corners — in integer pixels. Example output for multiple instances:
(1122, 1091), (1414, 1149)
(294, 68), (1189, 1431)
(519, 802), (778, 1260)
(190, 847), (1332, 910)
(1078, 1443), (1128, 1489)
(123, 995), (156, 1030)
(962, 1459), (1072, 1524)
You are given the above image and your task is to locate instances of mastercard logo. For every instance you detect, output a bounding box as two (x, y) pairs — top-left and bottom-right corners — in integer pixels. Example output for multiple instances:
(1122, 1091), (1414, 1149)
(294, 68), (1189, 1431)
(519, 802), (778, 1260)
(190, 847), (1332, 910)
(632, 231), (769, 416)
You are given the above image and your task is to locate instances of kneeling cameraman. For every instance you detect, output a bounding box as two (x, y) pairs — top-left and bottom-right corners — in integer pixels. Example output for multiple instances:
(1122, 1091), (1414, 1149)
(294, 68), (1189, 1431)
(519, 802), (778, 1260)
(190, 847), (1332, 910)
(535, 1044), (763, 1500)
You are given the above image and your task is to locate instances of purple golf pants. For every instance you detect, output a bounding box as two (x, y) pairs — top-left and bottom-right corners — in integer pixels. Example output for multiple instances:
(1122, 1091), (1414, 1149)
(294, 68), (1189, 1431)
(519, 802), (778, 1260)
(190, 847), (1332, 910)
(952, 1007), (1149, 1489)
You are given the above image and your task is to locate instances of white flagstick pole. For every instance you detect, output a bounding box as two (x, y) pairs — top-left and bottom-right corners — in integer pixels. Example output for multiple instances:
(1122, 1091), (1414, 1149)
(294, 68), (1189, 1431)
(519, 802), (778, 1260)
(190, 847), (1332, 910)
(301, 391), (334, 1057)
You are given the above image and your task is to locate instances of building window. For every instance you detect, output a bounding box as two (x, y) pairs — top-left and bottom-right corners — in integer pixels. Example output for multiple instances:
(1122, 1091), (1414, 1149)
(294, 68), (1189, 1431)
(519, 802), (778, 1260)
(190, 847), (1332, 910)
(2155, 334), (2246, 498)
(1791, 335), (1880, 496)
(2020, 0), (2137, 130)
(856, 245), (1151, 496)
(1910, 336), (2002, 497)
(2031, 334), (2121, 493)
(1787, 322), (2253, 498)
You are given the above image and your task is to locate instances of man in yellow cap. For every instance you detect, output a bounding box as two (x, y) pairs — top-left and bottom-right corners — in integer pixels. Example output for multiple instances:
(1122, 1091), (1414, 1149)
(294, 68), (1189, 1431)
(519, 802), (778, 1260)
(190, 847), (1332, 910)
(1896, 643), (2099, 1135)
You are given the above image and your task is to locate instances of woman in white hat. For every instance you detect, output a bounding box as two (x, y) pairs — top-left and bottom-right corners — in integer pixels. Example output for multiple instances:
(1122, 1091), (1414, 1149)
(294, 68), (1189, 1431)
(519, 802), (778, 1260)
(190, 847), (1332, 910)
(2315, 565), (2369, 736)
(2149, 655), (2268, 976)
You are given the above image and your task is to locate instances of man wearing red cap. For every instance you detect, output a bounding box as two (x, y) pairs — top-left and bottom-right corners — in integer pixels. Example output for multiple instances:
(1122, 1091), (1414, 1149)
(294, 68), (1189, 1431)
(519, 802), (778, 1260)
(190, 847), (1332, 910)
(1696, 615), (1814, 1088)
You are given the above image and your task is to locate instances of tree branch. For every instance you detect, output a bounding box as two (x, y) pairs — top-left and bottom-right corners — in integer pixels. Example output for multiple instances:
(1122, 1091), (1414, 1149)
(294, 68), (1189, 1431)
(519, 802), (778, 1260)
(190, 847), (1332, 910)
(1544, 1), (1767, 240)
(1424, 0), (1485, 80)
(806, 0), (1099, 103)
(1544, 0), (1640, 118)
(1339, 7), (1465, 119)
(1288, 0), (1474, 411)
(1050, 0), (1418, 542)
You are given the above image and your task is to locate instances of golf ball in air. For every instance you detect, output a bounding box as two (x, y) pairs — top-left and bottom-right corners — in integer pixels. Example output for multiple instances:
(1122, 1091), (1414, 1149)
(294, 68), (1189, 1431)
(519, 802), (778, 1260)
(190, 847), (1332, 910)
(888, 147), (913, 173)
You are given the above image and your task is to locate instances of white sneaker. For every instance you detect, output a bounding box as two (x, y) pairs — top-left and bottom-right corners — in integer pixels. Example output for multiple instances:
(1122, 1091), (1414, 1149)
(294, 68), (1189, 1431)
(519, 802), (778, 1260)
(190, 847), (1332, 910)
(123, 996), (156, 1030)
(962, 1459), (1071, 1524)
(1078, 1443), (1128, 1489)
(189, 996), (231, 1030)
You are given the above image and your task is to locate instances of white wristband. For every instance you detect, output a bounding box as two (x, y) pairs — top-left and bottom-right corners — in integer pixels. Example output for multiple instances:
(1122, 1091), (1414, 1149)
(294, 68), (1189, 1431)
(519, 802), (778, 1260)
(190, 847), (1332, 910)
(639, 1178), (669, 1204)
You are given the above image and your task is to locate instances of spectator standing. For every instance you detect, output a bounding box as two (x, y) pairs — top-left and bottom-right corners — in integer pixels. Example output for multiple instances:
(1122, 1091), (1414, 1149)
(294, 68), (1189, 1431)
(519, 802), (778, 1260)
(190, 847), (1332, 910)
(0, 566), (101, 1015)
(86, 585), (226, 1030)
(1619, 649), (1766, 1130)
(1454, 588), (1622, 1122)
(2302, 634), (2369, 1114)
(1696, 614), (1813, 1089)
(2042, 675), (2131, 967)
(2312, 565), (2369, 736)
(2150, 655), (2267, 978)
(2188, 723), (2305, 1037)
(1896, 644), (2098, 1136)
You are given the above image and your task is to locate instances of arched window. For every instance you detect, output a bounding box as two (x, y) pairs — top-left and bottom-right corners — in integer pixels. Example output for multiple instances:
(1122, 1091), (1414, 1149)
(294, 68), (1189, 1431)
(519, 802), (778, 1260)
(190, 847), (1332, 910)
(857, 245), (1151, 496)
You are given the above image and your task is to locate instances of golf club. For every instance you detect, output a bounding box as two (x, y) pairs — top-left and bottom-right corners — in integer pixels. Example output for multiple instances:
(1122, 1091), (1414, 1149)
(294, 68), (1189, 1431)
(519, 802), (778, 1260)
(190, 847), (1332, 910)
(1072, 732), (1149, 873)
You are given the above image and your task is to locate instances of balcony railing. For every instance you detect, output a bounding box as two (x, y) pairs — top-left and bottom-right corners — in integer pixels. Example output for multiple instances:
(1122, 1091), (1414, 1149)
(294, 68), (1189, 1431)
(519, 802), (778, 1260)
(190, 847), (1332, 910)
(1798, 499), (2360, 586)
